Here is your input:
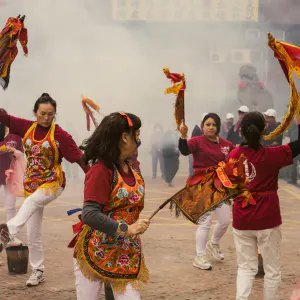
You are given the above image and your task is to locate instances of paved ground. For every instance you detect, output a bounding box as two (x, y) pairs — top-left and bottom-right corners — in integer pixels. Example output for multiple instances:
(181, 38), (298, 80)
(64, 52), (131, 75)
(0, 157), (300, 299)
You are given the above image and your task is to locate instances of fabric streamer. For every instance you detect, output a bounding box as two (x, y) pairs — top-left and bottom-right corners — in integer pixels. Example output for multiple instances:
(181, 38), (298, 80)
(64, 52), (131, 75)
(81, 96), (104, 131)
(149, 155), (250, 224)
(0, 15), (28, 90)
(163, 68), (186, 130)
(264, 32), (300, 140)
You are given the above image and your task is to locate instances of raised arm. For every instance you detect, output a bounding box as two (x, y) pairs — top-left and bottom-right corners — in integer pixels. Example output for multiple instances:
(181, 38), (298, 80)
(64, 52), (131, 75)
(55, 126), (90, 173)
(0, 109), (33, 138)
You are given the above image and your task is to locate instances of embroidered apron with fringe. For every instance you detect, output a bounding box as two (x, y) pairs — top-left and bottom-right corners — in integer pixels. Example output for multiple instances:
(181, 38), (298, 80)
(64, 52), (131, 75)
(22, 122), (64, 198)
(75, 163), (149, 293)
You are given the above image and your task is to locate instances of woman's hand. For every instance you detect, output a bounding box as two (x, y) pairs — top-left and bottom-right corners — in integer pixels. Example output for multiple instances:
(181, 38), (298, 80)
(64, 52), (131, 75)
(127, 219), (150, 236)
(178, 121), (188, 139)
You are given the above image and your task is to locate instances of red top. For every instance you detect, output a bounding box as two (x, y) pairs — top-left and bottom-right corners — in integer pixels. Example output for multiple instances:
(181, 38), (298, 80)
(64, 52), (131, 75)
(188, 135), (235, 175)
(84, 161), (136, 205)
(0, 111), (83, 164)
(228, 145), (293, 230)
(0, 133), (23, 185)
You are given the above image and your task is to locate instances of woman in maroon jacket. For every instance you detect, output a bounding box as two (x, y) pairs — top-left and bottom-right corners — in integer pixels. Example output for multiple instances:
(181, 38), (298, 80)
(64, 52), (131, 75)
(228, 112), (300, 300)
(179, 113), (235, 270)
(0, 93), (89, 287)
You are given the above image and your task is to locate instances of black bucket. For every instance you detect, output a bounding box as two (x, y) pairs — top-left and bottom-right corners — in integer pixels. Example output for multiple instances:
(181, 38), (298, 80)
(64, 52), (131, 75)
(6, 245), (29, 275)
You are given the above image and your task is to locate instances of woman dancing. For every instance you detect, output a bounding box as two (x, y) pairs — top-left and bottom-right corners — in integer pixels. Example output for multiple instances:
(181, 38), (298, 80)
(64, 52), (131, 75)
(228, 112), (300, 300)
(0, 93), (89, 286)
(72, 112), (149, 300)
(178, 113), (234, 270)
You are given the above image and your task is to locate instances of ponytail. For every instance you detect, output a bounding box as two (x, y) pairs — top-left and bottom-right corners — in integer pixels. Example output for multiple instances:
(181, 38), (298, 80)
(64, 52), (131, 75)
(241, 111), (266, 150)
(245, 124), (261, 150)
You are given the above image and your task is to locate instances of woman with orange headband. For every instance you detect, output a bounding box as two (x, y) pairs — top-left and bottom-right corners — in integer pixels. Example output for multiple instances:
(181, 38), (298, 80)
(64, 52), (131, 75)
(71, 112), (149, 300)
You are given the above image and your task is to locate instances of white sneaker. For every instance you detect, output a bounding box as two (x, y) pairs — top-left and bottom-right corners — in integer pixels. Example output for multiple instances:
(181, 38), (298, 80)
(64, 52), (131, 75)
(206, 241), (224, 261)
(193, 255), (212, 270)
(26, 270), (45, 286)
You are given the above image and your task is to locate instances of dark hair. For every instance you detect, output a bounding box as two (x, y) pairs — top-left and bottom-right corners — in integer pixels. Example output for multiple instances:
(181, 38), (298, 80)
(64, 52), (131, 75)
(80, 112), (141, 166)
(0, 108), (7, 114)
(202, 113), (221, 135)
(240, 112), (266, 150)
(33, 93), (57, 113)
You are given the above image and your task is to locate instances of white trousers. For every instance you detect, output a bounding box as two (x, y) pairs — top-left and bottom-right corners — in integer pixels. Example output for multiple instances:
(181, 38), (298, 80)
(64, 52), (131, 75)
(196, 204), (231, 256)
(7, 187), (63, 271)
(74, 259), (141, 300)
(233, 226), (282, 300)
(3, 185), (17, 221)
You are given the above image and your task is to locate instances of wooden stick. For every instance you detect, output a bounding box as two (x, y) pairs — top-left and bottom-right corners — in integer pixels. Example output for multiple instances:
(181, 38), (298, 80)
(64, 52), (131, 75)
(148, 198), (172, 221)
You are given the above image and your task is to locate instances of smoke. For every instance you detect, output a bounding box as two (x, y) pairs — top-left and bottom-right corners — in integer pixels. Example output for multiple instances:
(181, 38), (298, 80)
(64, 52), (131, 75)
(0, 0), (271, 143)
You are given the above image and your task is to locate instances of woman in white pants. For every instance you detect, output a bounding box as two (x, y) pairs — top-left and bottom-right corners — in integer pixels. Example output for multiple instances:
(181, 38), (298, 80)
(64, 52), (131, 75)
(228, 112), (300, 300)
(0, 94), (89, 286)
(71, 112), (149, 300)
(178, 113), (235, 270)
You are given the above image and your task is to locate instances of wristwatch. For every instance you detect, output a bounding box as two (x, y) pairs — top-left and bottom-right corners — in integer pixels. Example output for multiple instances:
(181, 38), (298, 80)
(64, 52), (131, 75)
(119, 223), (128, 234)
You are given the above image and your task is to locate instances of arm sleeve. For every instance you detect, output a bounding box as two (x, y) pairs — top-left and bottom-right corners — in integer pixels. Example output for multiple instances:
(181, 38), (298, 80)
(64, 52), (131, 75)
(266, 144), (293, 168)
(178, 138), (190, 156)
(55, 127), (84, 163)
(82, 201), (118, 236)
(289, 125), (300, 158)
(84, 163), (112, 205)
(0, 111), (33, 137)
(76, 156), (90, 174)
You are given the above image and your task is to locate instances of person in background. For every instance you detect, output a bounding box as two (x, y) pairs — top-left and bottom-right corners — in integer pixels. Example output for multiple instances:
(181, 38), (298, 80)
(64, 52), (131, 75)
(0, 109), (24, 222)
(161, 129), (180, 187)
(262, 109), (282, 147)
(220, 113), (234, 139)
(150, 123), (164, 179)
(189, 113), (206, 176)
(191, 113), (207, 138)
(227, 106), (249, 146)
(287, 121), (299, 185)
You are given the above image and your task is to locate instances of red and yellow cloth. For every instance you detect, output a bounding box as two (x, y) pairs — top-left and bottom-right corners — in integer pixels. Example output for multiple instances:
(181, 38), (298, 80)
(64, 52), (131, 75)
(0, 16), (28, 90)
(163, 68), (186, 129)
(264, 33), (300, 140)
(81, 96), (103, 131)
(169, 155), (250, 224)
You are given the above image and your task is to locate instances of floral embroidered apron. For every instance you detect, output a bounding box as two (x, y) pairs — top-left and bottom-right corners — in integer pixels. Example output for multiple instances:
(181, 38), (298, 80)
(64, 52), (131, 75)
(22, 122), (64, 198)
(75, 163), (149, 293)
